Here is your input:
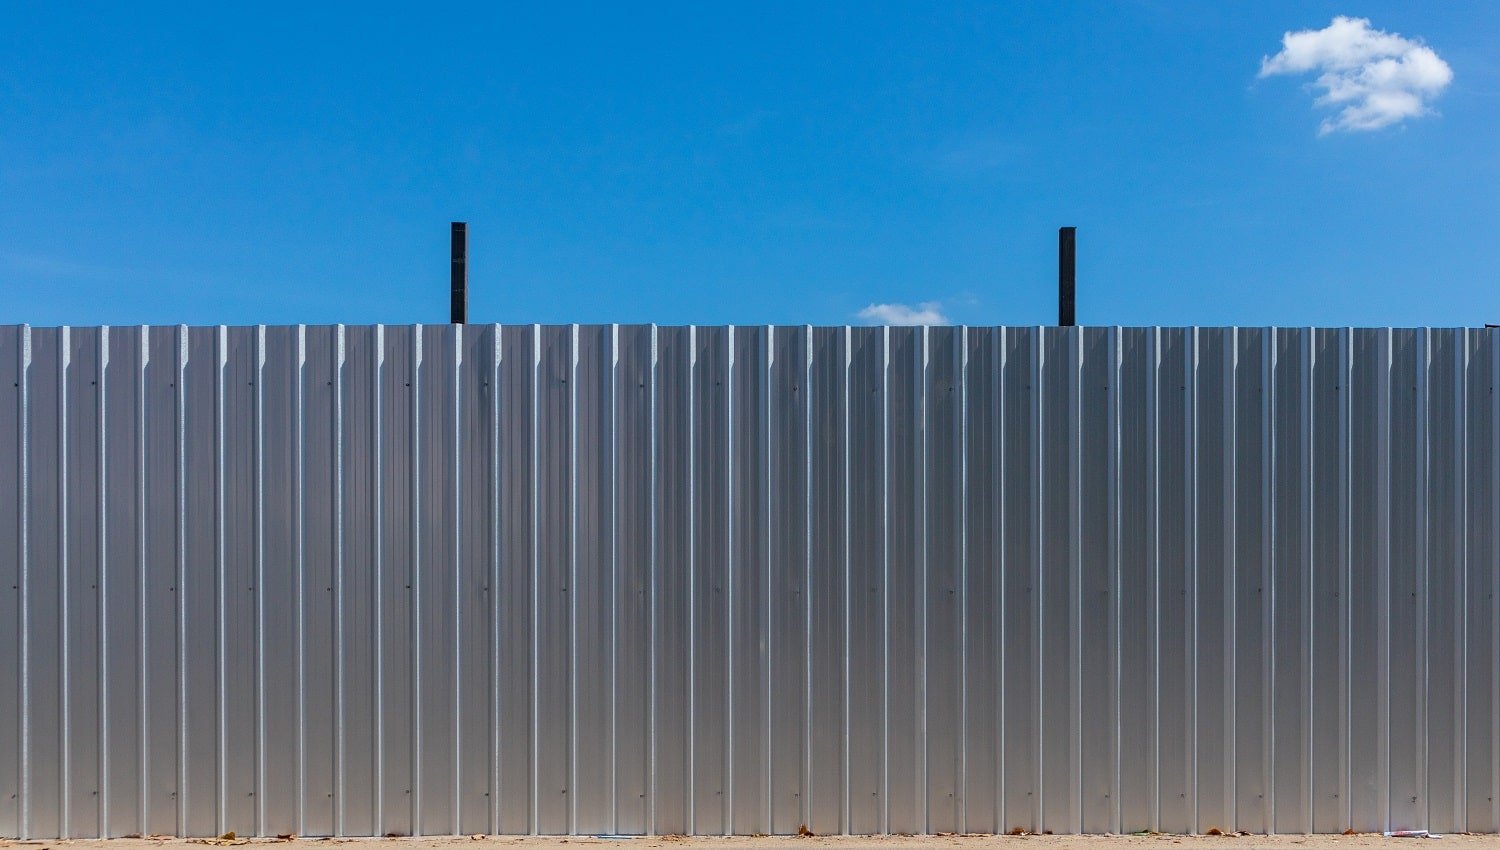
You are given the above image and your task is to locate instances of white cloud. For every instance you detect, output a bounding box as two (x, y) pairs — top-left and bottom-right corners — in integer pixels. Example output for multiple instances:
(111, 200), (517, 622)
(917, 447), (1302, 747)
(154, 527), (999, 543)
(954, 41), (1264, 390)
(857, 301), (950, 326)
(1259, 16), (1453, 135)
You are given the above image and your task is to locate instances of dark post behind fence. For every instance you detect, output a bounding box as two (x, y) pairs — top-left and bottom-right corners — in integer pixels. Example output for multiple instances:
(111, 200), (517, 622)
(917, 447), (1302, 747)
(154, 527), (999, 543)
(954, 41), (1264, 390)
(450, 221), (468, 324)
(1058, 226), (1076, 327)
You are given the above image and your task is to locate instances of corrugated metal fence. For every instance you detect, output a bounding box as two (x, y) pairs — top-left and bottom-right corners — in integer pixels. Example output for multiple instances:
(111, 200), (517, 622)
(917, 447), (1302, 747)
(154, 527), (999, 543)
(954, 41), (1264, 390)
(0, 324), (1497, 838)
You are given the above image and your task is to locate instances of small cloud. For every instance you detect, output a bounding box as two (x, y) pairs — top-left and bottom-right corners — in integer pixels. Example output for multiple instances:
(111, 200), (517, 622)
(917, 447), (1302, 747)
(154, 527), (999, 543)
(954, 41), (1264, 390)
(856, 301), (950, 326)
(1259, 16), (1453, 134)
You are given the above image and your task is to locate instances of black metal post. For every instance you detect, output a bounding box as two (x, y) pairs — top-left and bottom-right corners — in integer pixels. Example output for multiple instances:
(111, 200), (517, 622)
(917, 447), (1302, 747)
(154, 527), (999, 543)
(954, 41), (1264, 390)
(450, 222), (468, 324)
(1058, 226), (1076, 327)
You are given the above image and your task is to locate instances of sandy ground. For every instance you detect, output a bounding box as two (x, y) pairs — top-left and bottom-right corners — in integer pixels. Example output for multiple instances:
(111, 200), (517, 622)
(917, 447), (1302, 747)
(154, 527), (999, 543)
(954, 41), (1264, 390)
(2, 834), (1494, 850)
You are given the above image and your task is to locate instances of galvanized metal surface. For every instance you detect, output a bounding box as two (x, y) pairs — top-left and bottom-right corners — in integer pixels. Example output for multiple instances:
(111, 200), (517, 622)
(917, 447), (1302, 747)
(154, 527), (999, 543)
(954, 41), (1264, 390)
(0, 324), (1496, 838)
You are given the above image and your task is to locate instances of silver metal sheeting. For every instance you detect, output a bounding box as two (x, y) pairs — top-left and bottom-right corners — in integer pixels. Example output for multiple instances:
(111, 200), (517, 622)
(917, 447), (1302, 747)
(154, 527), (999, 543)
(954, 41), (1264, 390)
(0, 324), (1497, 838)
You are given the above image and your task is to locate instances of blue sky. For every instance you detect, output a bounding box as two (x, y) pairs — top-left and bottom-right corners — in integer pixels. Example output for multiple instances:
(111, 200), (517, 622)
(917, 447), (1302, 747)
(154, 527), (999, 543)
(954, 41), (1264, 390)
(2, 2), (1497, 328)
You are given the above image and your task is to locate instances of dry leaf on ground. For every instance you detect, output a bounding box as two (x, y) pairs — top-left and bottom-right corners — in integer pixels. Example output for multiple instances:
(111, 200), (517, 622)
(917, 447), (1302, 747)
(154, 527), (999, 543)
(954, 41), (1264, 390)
(188, 833), (247, 847)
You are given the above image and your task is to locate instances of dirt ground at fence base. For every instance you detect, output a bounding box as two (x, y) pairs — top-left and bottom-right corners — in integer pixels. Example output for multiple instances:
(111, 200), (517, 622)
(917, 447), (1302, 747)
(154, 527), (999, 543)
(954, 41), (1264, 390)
(5, 834), (1495, 850)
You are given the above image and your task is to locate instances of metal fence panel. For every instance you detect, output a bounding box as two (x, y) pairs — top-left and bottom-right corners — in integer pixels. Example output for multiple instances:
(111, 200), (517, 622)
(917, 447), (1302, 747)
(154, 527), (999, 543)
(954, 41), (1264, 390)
(2, 323), (1498, 837)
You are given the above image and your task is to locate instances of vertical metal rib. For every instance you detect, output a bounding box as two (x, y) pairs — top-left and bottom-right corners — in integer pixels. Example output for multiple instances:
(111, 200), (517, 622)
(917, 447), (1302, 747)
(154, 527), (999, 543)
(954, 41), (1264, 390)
(957, 327), (969, 834)
(409, 325), (423, 834)
(726, 325), (736, 835)
(1301, 329), (1316, 833)
(58, 326), (70, 839)
(763, 327), (774, 835)
(1224, 328), (1237, 830)
(137, 326), (150, 837)
(1491, 329), (1500, 833)
(528, 325), (540, 836)
(996, 331), (1008, 833)
(97, 327), (109, 839)
(1068, 326), (1082, 834)
(918, 325), (930, 834)
(609, 324), (620, 834)
(1108, 326), (1122, 834)
(880, 325), (891, 835)
(296, 325), (311, 835)
(1146, 327), (1162, 833)
(176, 325), (189, 839)
(995, 327), (1008, 832)
(1416, 328), (1431, 830)
(254, 326), (267, 836)
(489, 326), (503, 836)
(372, 326), (386, 835)
(95, 325), (107, 839)
(449, 327), (463, 836)
(1263, 329), (1275, 835)
(646, 324), (658, 837)
(1030, 327), (1044, 833)
(214, 326), (227, 837)
(1377, 328), (1392, 832)
(568, 324), (579, 836)
(1454, 328), (1468, 832)
(802, 324), (813, 835)
(1350, 322), (1362, 827)
(841, 326), (852, 835)
(18, 325), (32, 840)
(336, 325), (348, 837)
(1187, 327), (1200, 835)
(687, 325), (697, 837)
